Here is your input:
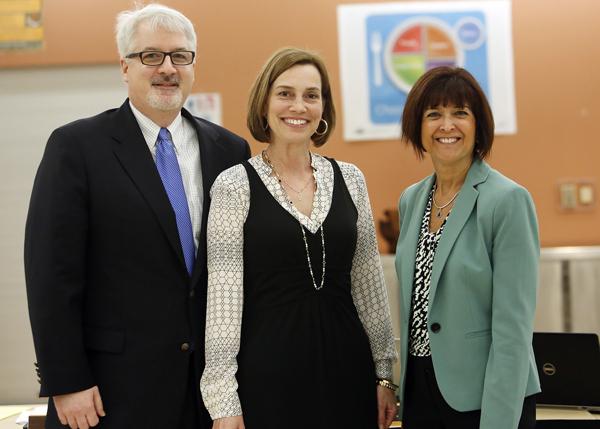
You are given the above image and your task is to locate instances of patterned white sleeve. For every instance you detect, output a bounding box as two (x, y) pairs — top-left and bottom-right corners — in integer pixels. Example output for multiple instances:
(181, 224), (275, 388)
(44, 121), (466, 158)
(200, 164), (249, 419)
(338, 161), (398, 379)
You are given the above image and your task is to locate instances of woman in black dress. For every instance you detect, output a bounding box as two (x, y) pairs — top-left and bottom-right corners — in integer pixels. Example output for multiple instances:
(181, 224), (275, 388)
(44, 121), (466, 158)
(200, 47), (397, 429)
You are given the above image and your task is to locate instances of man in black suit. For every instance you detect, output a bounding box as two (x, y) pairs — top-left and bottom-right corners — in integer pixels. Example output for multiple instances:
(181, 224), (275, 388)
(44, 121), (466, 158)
(24, 4), (250, 429)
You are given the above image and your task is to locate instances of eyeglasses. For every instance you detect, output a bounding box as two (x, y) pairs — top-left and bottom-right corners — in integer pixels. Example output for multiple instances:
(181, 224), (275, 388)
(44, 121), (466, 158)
(125, 50), (195, 66)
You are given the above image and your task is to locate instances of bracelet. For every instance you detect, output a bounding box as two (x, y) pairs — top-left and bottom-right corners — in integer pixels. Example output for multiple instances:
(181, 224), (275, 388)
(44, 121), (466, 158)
(376, 378), (398, 391)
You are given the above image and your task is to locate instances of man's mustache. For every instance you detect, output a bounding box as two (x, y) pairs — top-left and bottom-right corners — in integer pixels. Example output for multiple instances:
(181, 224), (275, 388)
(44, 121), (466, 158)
(151, 76), (180, 85)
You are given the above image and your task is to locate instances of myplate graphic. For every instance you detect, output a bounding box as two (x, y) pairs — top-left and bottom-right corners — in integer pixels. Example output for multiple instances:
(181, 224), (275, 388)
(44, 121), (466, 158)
(367, 13), (487, 125)
(383, 18), (465, 93)
(338, 1), (515, 141)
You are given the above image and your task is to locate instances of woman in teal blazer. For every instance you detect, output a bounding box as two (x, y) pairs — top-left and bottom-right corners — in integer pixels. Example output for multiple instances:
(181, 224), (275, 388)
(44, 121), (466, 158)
(395, 67), (540, 429)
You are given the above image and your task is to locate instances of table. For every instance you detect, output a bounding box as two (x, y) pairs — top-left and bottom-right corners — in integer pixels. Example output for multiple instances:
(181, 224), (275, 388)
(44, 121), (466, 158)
(0, 405), (40, 429)
(1, 405), (598, 428)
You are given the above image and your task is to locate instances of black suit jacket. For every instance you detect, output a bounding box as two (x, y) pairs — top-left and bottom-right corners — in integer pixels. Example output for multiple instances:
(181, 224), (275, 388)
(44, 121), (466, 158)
(24, 100), (250, 428)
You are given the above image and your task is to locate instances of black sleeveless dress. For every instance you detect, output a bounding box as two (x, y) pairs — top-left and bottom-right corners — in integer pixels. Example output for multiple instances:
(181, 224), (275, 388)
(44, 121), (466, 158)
(237, 159), (377, 429)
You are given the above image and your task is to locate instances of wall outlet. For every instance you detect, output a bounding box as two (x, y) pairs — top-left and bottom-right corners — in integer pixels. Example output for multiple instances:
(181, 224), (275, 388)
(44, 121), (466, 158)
(558, 180), (596, 211)
(579, 184), (594, 206)
(560, 183), (577, 209)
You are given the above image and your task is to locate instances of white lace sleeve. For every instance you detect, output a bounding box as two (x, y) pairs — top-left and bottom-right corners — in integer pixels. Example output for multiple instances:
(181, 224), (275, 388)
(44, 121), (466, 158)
(200, 164), (249, 419)
(338, 161), (397, 379)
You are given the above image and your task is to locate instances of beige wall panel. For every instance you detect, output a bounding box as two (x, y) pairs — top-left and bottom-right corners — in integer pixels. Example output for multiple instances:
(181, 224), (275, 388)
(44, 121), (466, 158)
(1, 0), (600, 248)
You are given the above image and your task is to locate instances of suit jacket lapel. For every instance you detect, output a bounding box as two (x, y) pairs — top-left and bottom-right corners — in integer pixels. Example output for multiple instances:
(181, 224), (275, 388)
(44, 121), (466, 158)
(111, 100), (188, 274)
(400, 174), (436, 317)
(428, 159), (490, 305)
(183, 109), (220, 284)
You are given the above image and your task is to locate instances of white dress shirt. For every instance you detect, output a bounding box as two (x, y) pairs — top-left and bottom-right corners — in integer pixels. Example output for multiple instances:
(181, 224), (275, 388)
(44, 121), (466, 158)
(129, 102), (203, 251)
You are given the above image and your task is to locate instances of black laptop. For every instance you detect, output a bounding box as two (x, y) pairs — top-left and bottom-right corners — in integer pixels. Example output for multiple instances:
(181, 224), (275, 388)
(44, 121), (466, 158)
(533, 332), (600, 410)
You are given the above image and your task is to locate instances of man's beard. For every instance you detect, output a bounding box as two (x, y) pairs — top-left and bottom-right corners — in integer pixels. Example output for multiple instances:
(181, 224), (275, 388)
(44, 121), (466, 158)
(147, 89), (183, 111)
(147, 76), (183, 111)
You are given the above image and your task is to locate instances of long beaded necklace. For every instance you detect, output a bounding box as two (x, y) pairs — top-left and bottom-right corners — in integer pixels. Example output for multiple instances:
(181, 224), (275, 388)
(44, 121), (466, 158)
(432, 185), (460, 218)
(262, 150), (326, 290)
(262, 150), (314, 201)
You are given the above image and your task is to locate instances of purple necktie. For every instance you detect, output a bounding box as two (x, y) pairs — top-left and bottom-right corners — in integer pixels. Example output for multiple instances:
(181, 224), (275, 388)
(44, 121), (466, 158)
(155, 128), (195, 275)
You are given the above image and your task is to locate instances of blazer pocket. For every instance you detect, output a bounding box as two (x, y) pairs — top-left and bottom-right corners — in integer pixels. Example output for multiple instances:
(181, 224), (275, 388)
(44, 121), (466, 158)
(83, 325), (125, 353)
(465, 329), (491, 339)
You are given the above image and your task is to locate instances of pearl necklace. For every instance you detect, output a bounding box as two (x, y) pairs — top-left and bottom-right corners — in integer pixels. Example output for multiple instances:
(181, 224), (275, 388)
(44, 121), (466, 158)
(262, 150), (326, 290)
(432, 186), (460, 218)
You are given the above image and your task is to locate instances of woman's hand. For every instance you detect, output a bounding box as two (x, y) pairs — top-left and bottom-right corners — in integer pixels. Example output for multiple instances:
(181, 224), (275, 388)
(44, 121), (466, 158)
(212, 415), (245, 429)
(377, 385), (398, 429)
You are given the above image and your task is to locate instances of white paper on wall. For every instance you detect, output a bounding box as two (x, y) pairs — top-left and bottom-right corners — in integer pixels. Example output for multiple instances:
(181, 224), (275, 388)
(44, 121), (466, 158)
(337, 0), (515, 141)
(184, 92), (223, 126)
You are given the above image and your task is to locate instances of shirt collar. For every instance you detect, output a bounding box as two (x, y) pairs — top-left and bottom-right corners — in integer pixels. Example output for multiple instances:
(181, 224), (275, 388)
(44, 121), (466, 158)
(129, 101), (184, 152)
(257, 148), (322, 175)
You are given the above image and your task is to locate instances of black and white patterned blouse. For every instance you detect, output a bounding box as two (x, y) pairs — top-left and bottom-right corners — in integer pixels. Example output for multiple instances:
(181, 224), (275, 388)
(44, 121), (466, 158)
(408, 186), (449, 357)
(200, 153), (397, 419)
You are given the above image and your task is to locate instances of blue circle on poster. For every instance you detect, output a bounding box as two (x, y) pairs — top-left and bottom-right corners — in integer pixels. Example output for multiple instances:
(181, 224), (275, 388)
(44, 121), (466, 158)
(455, 17), (485, 50)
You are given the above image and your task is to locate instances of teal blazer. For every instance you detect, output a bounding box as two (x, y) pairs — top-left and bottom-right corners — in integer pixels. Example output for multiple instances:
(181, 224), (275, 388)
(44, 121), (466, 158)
(395, 159), (541, 429)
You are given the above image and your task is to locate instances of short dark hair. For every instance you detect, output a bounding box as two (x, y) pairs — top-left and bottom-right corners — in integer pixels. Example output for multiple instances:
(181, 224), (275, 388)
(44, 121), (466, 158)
(401, 67), (494, 160)
(247, 47), (336, 147)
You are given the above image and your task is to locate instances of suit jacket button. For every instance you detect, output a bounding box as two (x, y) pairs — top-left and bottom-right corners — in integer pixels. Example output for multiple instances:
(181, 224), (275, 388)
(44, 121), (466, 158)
(430, 323), (441, 333)
(189, 289), (195, 298)
(181, 342), (190, 352)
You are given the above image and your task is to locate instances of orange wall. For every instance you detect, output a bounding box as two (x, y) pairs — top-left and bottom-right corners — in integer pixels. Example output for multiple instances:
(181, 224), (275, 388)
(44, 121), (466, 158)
(2, 0), (599, 251)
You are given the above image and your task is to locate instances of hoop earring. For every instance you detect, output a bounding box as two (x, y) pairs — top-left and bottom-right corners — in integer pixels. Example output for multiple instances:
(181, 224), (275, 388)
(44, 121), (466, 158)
(314, 119), (328, 136)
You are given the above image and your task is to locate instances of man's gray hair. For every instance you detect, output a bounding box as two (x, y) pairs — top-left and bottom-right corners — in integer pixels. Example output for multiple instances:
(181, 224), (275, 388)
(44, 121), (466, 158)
(115, 3), (197, 58)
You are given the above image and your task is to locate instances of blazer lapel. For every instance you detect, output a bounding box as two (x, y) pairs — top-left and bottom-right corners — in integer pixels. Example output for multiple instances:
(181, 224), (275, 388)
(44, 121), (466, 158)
(111, 100), (188, 274)
(183, 109), (221, 285)
(399, 174), (436, 317)
(428, 159), (490, 305)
